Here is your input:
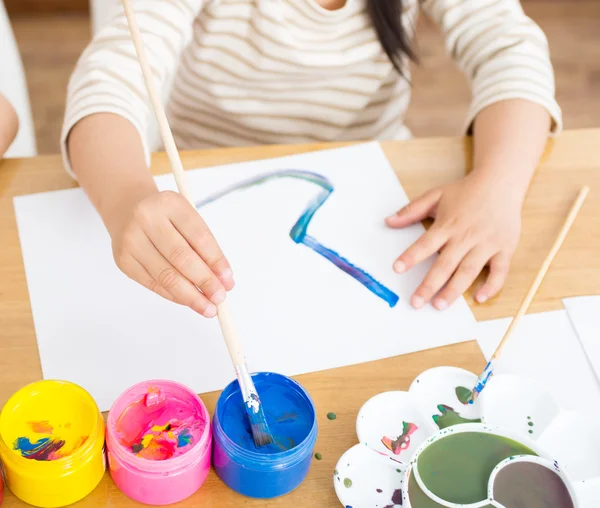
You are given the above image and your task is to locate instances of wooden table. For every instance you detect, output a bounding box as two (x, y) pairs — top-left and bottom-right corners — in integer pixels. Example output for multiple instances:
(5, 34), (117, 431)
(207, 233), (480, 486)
(1, 129), (600, 507)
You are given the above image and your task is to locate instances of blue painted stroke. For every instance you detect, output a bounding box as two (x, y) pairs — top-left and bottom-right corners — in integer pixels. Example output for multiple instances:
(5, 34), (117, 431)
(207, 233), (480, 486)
(195, 169), (399, 307)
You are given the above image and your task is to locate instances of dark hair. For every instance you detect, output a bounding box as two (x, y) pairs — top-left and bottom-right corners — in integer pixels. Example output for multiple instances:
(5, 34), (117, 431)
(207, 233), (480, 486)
(367, 0), (417, 76)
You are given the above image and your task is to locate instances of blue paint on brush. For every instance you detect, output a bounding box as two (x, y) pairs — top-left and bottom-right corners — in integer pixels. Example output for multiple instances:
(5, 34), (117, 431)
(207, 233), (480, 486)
(195, 170), (399, 307)
(212, 372), (318, 498)
(469, 361), (494, 404)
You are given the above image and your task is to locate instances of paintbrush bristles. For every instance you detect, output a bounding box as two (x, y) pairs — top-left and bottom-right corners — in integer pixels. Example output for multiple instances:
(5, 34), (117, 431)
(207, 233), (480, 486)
(469, 186), (590, 404)
(235, 364), (274, 447)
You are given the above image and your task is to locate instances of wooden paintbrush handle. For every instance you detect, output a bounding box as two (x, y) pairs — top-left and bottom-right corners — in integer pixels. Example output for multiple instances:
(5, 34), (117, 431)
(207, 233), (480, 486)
(121, 0), (193, 205)
(122, 0), (246, 366)
(217, 299), (246, 366)
(491, 185), (590, 361)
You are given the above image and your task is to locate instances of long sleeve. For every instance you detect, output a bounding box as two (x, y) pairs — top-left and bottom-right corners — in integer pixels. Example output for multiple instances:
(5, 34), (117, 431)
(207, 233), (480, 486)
(61, 0), (205, 175)
(421, 0), (562, 134)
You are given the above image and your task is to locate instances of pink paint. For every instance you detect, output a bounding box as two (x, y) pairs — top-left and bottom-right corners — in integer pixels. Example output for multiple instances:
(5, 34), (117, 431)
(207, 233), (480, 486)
(114, 385), (204, 461)
(107, 380), (211, 505)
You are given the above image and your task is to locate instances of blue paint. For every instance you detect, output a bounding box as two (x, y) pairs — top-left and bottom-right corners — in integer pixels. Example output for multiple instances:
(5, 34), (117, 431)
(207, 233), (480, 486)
(177, 429), (192, 448)
(195, 170), (399, 307)
(212, 372), (318, 498)
(470, 361), (494, 403)
(14, 437), (50, 453)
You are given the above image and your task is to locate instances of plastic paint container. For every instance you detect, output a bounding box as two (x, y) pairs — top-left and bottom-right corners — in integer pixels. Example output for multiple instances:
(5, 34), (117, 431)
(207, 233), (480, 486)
(106, 380), (211, 505)
(0, 380), (105, 508)
(213, 372), (318, 498)
(404, 423), (578, 507)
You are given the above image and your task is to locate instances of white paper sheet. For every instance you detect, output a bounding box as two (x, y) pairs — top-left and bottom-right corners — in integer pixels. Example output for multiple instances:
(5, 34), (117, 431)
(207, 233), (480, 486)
(563, 296), (600, 379)
(14, 143), (476, 411)
(476, 310), (600, 417)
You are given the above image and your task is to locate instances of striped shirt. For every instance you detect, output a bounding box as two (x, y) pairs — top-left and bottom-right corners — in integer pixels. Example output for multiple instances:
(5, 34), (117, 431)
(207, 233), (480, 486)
(62, 0), (562, 171)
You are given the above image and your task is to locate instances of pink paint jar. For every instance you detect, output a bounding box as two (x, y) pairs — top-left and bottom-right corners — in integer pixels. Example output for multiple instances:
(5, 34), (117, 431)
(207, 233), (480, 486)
(106, 380), (211, 505)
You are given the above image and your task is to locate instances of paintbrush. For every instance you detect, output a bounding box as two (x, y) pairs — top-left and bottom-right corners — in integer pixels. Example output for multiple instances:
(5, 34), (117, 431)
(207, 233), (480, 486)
(469, 185), (589, 404)
(121, 0), (273, 447)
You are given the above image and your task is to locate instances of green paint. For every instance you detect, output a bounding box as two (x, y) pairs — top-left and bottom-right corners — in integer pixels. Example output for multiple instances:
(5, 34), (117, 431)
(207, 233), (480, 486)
(314, 453), (322, 460)
(327, 412), (337, 420)
(396, 468), (401, 473)
(131, 443), (143, 453)
(408, 471), (494, 508)
(528, 421), (534, 427)
(407, 471), (496, 508)
(334, 469), (338, 475)
(529, 430), (534, 434)
(414, 432), (537, 505)
(455, 386), (473, 404)
(344, 478), (352, 488)
(432, 404), (482, 429)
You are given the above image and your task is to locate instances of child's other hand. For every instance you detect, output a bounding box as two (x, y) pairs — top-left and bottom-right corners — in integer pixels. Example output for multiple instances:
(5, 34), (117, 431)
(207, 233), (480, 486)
(111, 190), (234, 317)
(385, 172), (523, 309)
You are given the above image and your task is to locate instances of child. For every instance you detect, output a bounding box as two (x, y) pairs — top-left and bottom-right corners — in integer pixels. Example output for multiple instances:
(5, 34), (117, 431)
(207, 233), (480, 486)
(0, 93), (18, 158)
(1, 0), (36, 159)
(63, 0), (561, 317)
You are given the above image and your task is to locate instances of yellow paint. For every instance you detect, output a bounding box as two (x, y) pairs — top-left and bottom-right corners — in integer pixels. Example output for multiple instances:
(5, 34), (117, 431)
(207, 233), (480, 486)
(141, 433), (153, 448)
(0, 380), (105, 508)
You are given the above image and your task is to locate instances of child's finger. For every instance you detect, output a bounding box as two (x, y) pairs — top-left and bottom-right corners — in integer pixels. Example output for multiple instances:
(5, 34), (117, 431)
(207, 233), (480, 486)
(475, 253), (511, 303)
(393, 226), (448, 274)
(433, 247), (490, 309)
(169, 197), (234, 290)
(134, 234), (217, 318)
(410, 241), (469, 308)
(120, 253), (176, 303)
(142, 215), (227, 305)
(385, 188), (442, 229)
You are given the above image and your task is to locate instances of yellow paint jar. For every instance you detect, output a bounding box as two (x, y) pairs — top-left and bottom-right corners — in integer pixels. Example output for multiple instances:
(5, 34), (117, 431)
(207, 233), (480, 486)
(0, 380), (105, 507)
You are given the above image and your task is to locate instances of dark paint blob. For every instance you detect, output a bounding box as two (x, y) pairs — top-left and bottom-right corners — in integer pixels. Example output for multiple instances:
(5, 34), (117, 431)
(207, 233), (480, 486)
(327, 412), (337, 420)
(391, 488), (403, 504)
(376, 488), (383, 493)
(528, 421), (535, 427)
(131, 443), (143, 453)
(314, 452), (322, 460)
(415, 432), (537, 505)
(344, 478), (352, 488)
(493, 462), (574, 508)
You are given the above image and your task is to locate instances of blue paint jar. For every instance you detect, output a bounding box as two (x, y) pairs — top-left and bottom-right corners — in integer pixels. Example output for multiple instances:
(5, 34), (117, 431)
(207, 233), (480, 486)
(212, 372), (318, 498)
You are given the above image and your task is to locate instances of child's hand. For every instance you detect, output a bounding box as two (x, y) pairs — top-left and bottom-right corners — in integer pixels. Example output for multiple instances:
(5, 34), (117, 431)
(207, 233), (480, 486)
(111, 190), (234, 317)
(0, 93), (19, 158)
(386, 172), (523, 309)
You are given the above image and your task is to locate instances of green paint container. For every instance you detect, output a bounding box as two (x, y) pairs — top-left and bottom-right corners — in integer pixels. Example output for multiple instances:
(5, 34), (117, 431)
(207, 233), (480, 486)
(403, 423), (577, 508)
